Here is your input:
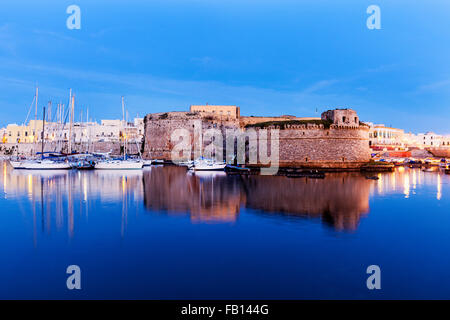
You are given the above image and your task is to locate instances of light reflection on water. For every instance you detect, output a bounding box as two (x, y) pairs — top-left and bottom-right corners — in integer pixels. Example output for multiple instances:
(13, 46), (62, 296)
(2, 163), (446, 233)
(0, 161), (449, 299)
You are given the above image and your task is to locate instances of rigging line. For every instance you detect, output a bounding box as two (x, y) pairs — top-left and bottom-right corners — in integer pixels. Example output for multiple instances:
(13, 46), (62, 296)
(23, 95), (36, 126)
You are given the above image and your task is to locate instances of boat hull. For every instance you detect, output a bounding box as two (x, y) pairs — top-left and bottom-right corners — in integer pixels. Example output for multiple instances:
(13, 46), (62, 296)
(193, 164), (226, 171)
(94, 161), (144, 170)
(9, 161), (26, 169)
(22, 161), (72, 170)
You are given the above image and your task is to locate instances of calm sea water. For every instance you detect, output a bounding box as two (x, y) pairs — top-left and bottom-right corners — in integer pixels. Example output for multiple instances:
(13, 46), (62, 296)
(0, 161), (449, 299)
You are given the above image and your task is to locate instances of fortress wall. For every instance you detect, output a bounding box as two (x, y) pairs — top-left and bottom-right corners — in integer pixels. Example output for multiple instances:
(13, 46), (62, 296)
(143, 111), (371, 168)
(143, 112), (239, 160)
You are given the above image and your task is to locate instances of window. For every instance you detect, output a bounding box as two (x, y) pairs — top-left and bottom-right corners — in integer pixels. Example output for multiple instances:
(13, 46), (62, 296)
(354, 117), (358, 123)
(342, 116), (346, 122)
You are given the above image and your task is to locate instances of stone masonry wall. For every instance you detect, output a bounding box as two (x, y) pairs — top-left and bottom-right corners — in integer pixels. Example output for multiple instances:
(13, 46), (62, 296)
(253, 124), (370, 168)
(143, 111), (371, 169)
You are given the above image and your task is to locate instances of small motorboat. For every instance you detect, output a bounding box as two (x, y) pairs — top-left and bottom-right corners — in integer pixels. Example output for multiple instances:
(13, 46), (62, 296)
(76, 161), (95, 170)
(142, 160), (153, 167)
(408, 160), (423, 168)
(192, 158), (226, 171)
(365, 176), (380, 180)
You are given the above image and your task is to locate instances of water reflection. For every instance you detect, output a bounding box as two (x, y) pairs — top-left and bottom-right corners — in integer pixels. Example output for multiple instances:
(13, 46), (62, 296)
(1, 162), (145, 241)
(143, 167), (244, 223)
(0, 161), (448, 238)
(143, 167), (372, 230)
(141, 166), (448, 229)
(372, 166), (446, 201)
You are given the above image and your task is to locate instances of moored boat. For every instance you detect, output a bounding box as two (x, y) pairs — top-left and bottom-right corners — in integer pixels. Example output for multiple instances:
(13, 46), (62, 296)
(192, 159), (226, 171)
(9, 160), (26, 169)
(76, 161), (95, 170)
(142, 160), (153, 167)
(94, 160), (143, 170)
(22, 160), (72, 170)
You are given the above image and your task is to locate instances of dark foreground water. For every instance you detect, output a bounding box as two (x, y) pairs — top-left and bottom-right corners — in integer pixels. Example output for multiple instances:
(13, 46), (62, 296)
(0, 161), (449, 299)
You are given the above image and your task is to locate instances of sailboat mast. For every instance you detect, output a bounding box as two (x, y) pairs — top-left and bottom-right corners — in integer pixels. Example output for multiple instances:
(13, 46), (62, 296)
(42, 105), (46, 159)
(34, 86), (39, 154)
(69, 94), (75, 154)
(122, 96), (125, 160)
(86, 107), (89, 153)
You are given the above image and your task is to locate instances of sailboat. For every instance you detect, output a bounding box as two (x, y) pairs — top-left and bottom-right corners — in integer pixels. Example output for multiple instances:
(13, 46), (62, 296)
(94, 96), (143, 170)
(22, 105), (71, 170)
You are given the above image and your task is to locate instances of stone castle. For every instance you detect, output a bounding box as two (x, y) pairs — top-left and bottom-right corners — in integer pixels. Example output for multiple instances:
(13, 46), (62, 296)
(142, 105), (371, 169)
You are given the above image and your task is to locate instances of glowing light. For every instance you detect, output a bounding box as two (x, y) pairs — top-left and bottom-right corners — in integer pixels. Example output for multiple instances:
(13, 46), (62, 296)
(437, 174), (442, 201)
(403, 173), (410, 198)
(377, 174), (383, 194)
(3, 162), (7, 190)
(27, 175), (33, 197)
(83, 175), (87, 202)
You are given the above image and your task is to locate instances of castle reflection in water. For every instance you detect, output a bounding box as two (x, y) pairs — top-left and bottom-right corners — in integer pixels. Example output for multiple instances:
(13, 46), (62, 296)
(1, 162), (446, 237)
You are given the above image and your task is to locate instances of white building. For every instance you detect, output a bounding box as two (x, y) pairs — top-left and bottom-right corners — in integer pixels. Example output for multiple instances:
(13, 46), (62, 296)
(402, 132), (450, 148)
(1, 118), (144, 145)
(368, 124), (405, 149)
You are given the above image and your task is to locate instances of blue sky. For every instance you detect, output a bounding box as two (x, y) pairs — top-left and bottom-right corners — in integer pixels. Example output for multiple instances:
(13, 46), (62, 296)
(0, 0), (449, 133)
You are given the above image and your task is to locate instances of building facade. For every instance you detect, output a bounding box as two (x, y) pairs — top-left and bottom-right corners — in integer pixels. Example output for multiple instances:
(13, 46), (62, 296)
(368, 124), (405, 149)
(190, 105), (240, 119)
(1, 118), (144, 145)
